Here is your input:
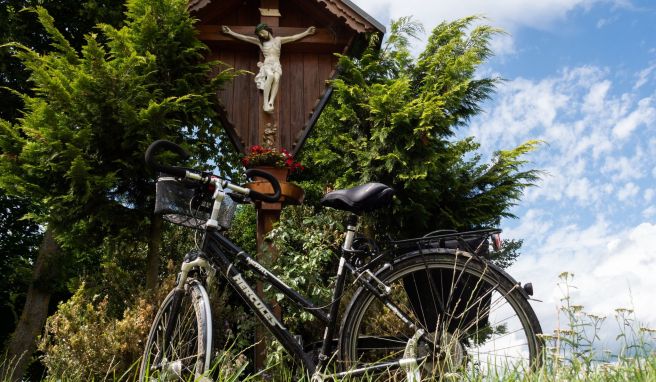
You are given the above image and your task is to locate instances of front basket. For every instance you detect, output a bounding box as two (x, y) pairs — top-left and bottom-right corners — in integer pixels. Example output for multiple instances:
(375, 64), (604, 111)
(154, 177), (235, 230)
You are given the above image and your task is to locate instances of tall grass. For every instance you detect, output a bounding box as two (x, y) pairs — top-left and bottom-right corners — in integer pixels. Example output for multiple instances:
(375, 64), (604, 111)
(4, 272), (655, 381)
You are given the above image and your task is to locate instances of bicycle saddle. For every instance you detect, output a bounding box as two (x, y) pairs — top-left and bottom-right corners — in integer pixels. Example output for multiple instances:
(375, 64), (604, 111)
(320, 183), (394, 214)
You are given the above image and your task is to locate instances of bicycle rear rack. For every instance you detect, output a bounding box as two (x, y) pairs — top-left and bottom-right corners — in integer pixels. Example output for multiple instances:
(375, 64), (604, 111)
(390, 228), (502, 257)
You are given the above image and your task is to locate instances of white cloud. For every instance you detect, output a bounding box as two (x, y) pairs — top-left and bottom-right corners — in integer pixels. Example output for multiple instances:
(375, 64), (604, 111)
(504, 208), (554, 239)
(612, 97), (656, 139)
(583, 80), (611, 113)
(634, 63), (656, 90)
(352, 0), (629, 55)
(617, 182), (640, 202)
(510, 221), (656, 348)
(355, 0), (627, 31)
(644, 206), (656, 218)
(488, 34), (517, 57)
(601, 150), (646, 182)
(645, 188), (655, 202)
(474, 63), (656, 350)
(468, 65), (656, 214)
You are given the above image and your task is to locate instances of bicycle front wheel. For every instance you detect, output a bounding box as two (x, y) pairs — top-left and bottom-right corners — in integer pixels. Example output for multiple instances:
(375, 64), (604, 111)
(139, 279), (212, 382)
(339, 253), (542, 380)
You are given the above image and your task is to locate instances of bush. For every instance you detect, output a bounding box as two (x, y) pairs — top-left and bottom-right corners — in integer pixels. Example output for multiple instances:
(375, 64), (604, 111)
(38, 283), (156, 380)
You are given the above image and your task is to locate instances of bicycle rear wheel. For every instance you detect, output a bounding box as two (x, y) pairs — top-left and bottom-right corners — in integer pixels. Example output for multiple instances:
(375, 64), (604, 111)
(339, 253), (542, 380)
(139, 279), (212, 382)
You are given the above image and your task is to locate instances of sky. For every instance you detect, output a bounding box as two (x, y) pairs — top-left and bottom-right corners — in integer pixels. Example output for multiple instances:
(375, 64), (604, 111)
(351, 0), (656, 355)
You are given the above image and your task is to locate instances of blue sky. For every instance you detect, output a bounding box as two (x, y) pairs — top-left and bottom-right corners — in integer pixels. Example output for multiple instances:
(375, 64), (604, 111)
(352, 0), (656, 352)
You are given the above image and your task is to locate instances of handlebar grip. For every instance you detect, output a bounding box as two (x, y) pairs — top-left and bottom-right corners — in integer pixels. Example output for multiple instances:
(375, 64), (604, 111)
(145, 140), (190, 178)
(245, 169), (281, 203)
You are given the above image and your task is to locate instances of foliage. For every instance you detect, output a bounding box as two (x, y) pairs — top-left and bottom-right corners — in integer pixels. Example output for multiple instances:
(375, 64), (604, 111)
(11, 273), (656, 382)
(489, 238), (522, 269)
(241, 145), (304, 173)
(68, 224), (197, 317)
(299, 16), (541, 239)
(38, 283), (156, 380)
(258, 206), (347, 376)
(0, 0), (240, 376)
(0, 0), (124, 351)
(0, 0), (238, 250)
(0, 0), (125, 122)
(226, 204), (257, 255)
(0, 9), (544, 380)
(266, 206), (346, 326)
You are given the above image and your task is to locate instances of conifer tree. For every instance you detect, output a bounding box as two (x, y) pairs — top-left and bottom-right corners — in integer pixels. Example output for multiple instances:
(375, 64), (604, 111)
(0, 0), (236, 378)
(0, 0), (125, 351)
(301, 17), (540, 237)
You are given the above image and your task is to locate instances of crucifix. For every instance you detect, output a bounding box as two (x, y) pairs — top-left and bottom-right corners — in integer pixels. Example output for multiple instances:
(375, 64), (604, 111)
(222, 24), (316, 113)
(213, 0), (326, 151)
(193, 0), (384, 154)
(220, 1), (309, 368)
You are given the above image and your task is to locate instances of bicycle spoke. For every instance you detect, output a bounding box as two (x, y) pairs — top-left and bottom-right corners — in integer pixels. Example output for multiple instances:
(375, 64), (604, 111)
(140, 282), (209, 382)
(341, 254), (541, 381)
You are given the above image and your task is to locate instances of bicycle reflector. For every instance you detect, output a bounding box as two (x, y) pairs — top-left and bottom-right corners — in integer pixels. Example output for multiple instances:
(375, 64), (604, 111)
(491, 233), (502, 251)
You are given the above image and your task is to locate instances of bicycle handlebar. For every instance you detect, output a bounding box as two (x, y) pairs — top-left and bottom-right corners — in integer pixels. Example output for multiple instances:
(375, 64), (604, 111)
(245, 168), (281, 203)
(145, 140), (281, 203)
(145, 140), (191, 178)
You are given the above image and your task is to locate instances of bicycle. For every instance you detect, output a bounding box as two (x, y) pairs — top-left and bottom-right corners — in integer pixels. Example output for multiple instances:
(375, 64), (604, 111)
(140, 140), (543, 381)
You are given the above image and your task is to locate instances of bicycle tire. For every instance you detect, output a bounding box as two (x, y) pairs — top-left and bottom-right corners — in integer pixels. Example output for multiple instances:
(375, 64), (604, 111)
(339, 252), (542, 380)
(139, 279), (212, 382)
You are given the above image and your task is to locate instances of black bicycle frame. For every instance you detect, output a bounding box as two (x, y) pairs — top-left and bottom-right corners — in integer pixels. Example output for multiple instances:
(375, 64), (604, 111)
(201, 228), (339, 375)
(199, 227), (419, 378)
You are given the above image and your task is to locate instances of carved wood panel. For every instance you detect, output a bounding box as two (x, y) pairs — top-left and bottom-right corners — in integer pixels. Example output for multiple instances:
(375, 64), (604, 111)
(195, 0), (380, 154)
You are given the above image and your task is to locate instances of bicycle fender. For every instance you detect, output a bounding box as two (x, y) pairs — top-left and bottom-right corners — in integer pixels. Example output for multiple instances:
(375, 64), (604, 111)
(386, 249), (532, 301)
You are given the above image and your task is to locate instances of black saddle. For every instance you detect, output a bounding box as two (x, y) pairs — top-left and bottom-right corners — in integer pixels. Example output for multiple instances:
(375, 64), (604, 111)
(320, 183), (394, 214)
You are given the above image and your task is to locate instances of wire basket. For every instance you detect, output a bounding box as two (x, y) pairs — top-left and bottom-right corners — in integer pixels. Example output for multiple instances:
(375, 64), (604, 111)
(154, 176), (236, 230)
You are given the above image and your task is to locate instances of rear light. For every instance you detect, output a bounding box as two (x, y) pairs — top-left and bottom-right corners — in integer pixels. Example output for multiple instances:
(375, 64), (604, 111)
(491, 233), (502, 251)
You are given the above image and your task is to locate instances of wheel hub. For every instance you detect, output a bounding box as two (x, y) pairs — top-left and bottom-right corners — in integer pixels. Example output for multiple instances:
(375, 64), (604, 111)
(428, 331), (465, 373)
(155, 358), (183, 381)
(404, 329), (467, 379)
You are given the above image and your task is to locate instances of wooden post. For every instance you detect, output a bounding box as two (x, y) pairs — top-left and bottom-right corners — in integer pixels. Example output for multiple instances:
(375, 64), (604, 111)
(255, 201), (282, 368)
(252, 0), (282, 370)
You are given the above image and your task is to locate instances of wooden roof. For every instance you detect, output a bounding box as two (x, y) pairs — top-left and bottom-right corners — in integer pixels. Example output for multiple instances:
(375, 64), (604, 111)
(188, 0), (385, 34)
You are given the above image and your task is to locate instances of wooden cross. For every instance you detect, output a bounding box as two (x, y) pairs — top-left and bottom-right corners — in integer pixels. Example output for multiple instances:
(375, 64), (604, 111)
(190, 0), (385, 370)
(196, 0), (348, 154)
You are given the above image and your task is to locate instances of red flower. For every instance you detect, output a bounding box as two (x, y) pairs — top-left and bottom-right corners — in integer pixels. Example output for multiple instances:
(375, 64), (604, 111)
(241, 146), (304, 173)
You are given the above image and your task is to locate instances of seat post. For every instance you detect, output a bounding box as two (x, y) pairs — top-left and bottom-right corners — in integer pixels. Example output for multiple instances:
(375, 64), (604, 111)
(342, 214), (359, 251)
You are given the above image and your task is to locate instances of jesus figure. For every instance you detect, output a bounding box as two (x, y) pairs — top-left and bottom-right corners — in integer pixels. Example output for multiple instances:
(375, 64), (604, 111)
(222, 23), (316, 113)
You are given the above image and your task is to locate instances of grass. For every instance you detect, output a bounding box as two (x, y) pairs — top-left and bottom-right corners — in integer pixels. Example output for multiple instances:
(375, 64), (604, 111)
(4, 272), (655, 381)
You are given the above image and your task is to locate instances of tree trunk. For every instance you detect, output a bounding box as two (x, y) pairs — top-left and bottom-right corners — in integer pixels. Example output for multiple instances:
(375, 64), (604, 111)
(2, 229), (61, 382)
(146, 214), (162, 290)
